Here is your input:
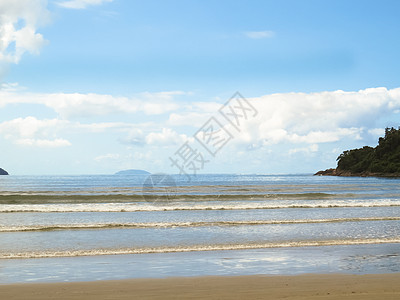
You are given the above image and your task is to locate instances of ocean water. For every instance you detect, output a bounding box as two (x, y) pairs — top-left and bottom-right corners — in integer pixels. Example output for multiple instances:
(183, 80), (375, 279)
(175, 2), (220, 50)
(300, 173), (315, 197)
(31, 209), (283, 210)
(0, 174), (399, 283)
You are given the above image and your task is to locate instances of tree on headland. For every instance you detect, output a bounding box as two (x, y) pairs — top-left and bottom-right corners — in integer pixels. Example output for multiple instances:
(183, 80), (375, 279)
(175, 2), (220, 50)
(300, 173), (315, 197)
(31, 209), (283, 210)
(316, 127), (400, 176)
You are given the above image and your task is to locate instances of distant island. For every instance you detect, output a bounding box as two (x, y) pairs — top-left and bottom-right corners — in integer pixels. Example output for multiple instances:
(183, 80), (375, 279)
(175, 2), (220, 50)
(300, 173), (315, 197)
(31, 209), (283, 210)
(114, 169), (150, 175)
(315, 127), (400, 177)
(0, 168), (9, 175)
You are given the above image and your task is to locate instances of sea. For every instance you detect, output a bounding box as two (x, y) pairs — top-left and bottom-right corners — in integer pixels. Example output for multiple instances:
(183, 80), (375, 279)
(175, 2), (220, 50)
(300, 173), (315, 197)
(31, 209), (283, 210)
(0, 173), (399, 283)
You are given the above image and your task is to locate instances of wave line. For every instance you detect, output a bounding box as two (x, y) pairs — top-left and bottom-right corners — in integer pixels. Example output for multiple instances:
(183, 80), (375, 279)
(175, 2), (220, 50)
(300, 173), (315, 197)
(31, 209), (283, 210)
(2, 238), (400, 259)
(1, 217), (400, 232)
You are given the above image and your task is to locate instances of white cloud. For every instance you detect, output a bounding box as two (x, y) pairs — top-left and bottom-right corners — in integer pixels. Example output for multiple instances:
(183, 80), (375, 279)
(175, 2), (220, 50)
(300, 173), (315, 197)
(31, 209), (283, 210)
(138, 91), (187, 114)
(2, 87), (400, 152)
(57, 0), (113, 9)
(368, 128), (385, 137)
(244, 30), (275, 39)
(145, 128), (188, 146)
(0, 116), (68, 139)
(76, 121), (151, 133)
(45, 93), (141, 117)
(191, 101), (222, 113)
(0, 90), (185, 118)
(240, 87), (400, 147)
(0, 115), (173, 148)
(121, 128), (145, 146)
(0, 116), (72, 147)
(289, 144), (319, 155)
(0, 0), (115, 66)
(286, 128), (363, 144)
(168, 112), (210, 127)
(0, 0), (50, 64)
(167, 101), (223, 127)
(16, 138), (71, 147)
(0, 82), (21, 91)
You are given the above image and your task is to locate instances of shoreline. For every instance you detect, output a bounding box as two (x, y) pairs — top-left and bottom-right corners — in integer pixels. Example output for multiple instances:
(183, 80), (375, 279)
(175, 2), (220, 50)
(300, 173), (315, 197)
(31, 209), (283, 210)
(314, 168), (400, 178)
(1, 273), (400, 299)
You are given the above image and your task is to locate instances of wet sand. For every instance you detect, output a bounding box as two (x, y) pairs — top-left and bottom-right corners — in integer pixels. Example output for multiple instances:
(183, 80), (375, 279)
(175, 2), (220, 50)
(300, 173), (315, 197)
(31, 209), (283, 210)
(1, 273), (400, 299)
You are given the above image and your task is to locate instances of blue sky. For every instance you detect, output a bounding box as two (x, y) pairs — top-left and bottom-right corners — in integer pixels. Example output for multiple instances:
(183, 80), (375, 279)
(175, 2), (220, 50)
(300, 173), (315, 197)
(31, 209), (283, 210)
(1, 0), (400, 175)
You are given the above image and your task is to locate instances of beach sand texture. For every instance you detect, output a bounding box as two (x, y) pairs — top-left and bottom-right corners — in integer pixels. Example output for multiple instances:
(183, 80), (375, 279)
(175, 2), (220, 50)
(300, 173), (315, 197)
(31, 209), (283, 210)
(1, 273), (400, 300)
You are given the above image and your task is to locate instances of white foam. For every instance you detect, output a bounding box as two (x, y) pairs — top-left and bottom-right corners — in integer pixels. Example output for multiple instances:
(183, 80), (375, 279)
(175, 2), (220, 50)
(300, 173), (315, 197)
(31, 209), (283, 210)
(2, 238), (400, 259)
(1, 199), (400, 213)
(1, 217), (399, 232)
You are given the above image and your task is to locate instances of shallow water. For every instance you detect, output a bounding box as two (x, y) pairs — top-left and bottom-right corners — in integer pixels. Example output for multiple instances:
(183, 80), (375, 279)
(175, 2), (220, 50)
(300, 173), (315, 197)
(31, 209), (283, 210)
(0, 244), (399, 284)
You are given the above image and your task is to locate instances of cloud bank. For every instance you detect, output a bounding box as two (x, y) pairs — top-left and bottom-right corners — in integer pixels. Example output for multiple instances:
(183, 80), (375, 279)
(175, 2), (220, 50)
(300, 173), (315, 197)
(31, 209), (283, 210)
(0, 87), (399, 152)
(245, 87), (399, 145)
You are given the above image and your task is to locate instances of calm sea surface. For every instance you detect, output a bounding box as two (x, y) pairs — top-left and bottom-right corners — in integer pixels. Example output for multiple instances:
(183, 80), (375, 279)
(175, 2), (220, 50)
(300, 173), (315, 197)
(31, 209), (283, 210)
(0, 174), (399, 283)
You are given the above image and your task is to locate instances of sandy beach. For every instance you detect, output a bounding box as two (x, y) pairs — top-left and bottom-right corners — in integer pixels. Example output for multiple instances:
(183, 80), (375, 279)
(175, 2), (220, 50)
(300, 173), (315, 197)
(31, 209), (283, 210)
(1, 273), (399, 300)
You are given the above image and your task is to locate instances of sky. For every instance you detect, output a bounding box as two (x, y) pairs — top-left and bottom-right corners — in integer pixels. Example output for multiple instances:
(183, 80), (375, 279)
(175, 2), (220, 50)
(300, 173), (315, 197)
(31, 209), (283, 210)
(1, 0), (400, 175)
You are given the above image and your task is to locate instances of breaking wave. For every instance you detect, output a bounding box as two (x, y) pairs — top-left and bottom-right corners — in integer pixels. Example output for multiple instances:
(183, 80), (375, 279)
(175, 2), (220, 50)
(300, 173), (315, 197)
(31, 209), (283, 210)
(2, 238), (399, 259)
